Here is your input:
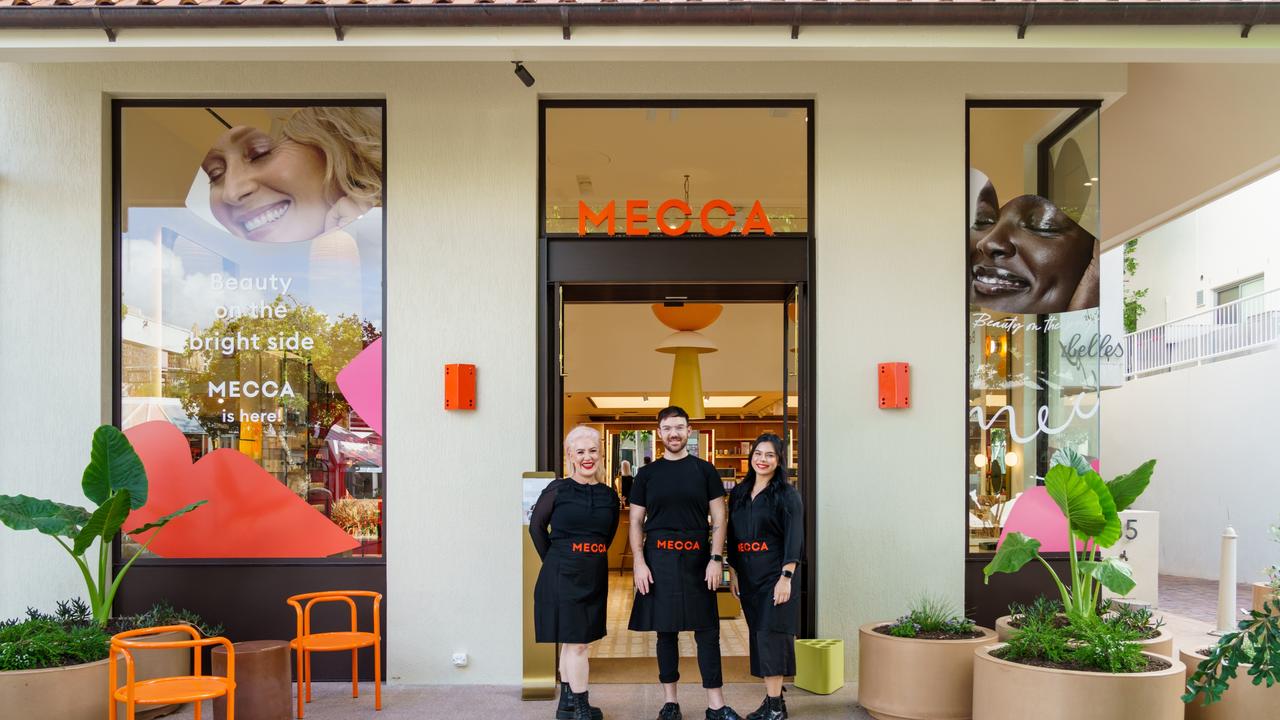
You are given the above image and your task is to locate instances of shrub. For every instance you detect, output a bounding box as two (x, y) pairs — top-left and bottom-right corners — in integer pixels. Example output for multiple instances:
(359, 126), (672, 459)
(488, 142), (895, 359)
(0, 600), (109, 671)
(885, 595), (976, 638)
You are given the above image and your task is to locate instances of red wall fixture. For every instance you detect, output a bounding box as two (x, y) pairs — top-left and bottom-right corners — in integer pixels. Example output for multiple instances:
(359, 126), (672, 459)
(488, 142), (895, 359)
(445, 364), (477, 410)
(878, 362), (911, 409)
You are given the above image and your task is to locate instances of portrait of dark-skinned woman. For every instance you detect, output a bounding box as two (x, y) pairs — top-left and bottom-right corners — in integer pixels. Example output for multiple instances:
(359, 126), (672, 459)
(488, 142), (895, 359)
(968, 174), (1099, 314)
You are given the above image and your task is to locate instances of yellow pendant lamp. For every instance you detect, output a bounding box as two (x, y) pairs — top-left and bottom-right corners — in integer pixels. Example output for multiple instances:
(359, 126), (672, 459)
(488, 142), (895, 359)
(651, 304), (722, 420)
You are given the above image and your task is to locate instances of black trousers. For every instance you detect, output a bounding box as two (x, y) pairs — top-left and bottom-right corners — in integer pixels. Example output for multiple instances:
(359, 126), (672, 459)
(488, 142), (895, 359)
(656, 628), (723, 689)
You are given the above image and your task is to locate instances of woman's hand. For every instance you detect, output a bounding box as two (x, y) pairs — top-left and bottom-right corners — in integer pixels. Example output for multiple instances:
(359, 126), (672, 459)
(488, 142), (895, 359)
(773, 576), (792, 606)
(633, 560), (654, 595)
(729, 570), (740, 599)
(324, 195), (373, 232)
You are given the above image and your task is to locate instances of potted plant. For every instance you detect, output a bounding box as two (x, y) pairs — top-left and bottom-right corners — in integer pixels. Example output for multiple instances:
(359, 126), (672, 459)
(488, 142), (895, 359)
(1182, 601), (1280, 719)
(974, 454), (1184, 720)
(994, 597), (1173, 658)
(0, 425), (205, 720)
(1253, 519), (1279, 615)
(858, 595), (997, 720)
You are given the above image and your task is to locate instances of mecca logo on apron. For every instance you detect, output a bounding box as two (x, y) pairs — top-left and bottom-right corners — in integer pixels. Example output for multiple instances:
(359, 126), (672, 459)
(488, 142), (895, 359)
(570, 542), (608, 554)
(737, 541), (770, 553)
(655, 539), (702, 551)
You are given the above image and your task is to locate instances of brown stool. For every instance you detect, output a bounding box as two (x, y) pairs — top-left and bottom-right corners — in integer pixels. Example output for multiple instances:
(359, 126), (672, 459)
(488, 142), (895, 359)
(212, 641), (291, 720)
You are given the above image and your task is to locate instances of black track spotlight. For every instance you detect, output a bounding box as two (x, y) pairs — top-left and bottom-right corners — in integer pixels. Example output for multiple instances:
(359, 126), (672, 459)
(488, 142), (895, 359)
(512, 61), (535, 88)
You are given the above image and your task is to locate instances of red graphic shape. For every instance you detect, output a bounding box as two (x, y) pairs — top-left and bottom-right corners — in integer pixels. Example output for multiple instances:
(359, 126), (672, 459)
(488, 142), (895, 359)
(124, 421), (359, 558)
(336, 338), (383, 436)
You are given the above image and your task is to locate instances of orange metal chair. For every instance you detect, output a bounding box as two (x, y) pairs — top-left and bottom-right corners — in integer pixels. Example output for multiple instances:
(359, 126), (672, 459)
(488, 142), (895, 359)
(109, 624), (235, 720)
(286, 590), (382, 718)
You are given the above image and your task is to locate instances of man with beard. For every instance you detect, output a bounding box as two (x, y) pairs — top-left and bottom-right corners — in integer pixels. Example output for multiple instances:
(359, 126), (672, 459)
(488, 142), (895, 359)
(628, 406), (741, 720)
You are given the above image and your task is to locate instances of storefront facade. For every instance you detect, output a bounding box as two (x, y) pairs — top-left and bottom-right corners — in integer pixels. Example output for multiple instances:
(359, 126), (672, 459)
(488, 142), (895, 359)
(4, 12), (1280, 685)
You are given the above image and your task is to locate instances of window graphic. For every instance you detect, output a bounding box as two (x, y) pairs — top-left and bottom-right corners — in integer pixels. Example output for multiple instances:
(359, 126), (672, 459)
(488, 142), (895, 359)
(117, 104), (385, 560)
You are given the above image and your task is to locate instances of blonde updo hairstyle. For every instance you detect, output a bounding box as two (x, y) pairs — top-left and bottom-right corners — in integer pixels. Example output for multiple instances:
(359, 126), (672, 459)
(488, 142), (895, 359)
(279, 106), (383, 208)
(564, 425), (603, 482)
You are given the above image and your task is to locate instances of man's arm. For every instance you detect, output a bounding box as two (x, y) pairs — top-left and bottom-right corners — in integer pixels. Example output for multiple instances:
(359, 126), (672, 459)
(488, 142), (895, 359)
(630, 503), (653, 594)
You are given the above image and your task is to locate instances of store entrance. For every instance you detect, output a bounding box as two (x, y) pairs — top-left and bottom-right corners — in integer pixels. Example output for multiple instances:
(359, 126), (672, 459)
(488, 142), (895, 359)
(539, 280), (813, 683)
(535, 99), (815, 685)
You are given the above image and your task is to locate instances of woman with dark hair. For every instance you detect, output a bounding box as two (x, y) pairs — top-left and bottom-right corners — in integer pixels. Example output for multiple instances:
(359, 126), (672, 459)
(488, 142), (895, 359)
(727, 434), (803, 720)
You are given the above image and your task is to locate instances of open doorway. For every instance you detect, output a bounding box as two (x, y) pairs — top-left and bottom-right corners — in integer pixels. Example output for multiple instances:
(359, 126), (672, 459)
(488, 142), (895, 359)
(559, 298), (801, 680)
(534, 100), (815, 685)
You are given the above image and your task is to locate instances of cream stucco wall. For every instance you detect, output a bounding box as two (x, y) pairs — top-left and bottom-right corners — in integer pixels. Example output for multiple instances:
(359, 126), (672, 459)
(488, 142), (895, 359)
(0, 59), (1126, 684)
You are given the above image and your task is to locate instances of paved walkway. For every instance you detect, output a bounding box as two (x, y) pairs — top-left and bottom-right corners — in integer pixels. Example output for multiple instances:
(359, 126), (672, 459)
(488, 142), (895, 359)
(169, 574), (1251, 719)
(171, 682), (869, 719)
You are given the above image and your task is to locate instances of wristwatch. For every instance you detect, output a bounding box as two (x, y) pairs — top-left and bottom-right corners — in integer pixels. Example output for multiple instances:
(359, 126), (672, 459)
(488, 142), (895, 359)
(711, 554), (723, 563)
(781, 569), (794, 578)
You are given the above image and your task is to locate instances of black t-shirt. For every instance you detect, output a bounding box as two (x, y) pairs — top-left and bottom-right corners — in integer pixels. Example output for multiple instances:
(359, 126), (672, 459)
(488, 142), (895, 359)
(528, 478), (621, 560)
(630, 455), (725, 533)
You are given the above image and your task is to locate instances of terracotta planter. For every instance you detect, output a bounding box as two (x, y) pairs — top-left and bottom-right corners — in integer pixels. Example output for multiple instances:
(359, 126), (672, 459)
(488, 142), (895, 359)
(114, 629), (194, 720)
(972, 644), (1184, 720)
(1252, 583), (1278, 615)
(1182, 648), (1280, 720)
(993, 614), (1173, 657)
(857, 622), (998, 720)
(0, 655), (122, 720)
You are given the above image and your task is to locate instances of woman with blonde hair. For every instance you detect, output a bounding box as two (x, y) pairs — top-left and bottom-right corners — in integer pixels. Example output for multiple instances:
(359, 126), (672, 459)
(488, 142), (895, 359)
(531, 425), (620, 720)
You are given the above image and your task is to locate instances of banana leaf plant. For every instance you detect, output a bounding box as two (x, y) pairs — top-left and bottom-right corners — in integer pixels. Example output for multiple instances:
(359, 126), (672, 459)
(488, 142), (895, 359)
(0, 425), (204, 626)
(983, 450), (1156, 622)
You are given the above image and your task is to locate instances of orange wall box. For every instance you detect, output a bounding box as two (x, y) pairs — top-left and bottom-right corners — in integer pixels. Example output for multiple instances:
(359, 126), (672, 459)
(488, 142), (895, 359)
(878, 362), (910, 409)
(445, 364), (476, 410)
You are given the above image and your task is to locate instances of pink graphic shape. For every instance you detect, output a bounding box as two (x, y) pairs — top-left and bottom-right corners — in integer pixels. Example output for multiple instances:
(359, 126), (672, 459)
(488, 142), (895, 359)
(999, 486), (1087, 552)
(336, 338), (383, 436)
(124, 421), (360, 558)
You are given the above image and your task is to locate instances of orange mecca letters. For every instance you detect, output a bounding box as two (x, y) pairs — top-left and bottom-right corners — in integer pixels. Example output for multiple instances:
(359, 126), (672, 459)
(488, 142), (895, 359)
(579, 201), (616, 235)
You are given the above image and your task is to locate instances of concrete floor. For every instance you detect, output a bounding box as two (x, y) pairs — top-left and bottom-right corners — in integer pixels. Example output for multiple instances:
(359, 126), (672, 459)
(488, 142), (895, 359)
(166, 574), (1252, 720)
(170, 682), (870, 719)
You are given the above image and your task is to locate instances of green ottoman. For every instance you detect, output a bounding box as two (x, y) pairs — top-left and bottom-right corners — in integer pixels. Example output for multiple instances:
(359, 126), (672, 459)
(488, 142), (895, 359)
(793, 639), (844, 695)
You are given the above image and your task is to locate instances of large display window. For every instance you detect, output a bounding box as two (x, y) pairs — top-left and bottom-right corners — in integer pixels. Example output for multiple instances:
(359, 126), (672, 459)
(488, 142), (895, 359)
(966, 103), (1103, 556)
(114, 102), (386, 560)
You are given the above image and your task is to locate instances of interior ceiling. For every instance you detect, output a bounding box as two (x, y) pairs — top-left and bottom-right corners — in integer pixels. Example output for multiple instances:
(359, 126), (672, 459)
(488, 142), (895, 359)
(564, 302), (792, 421)
(545, 107), (808, 211)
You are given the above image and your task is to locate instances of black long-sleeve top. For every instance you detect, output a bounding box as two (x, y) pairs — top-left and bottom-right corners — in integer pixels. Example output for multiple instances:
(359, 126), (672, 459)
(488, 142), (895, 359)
(725, 479), (804, 568)
(529, 478), (621, 560)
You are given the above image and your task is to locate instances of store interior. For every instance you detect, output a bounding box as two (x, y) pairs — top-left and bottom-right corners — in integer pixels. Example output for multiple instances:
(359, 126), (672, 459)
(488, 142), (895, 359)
(560, 300), (798, 678)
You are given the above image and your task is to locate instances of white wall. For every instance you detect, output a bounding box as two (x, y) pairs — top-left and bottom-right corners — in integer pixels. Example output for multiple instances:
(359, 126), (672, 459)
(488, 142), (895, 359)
(1124, 169), (1280, 330)
(0, 59), (1127, 683)
(1101, 63), (1280, 249)
(1101, 346), (1280, 584)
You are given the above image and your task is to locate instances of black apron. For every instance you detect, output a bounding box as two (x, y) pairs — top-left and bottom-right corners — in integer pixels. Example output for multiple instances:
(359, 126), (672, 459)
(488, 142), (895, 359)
(731, 534), (799, 635)
(628, 529), (719, 632)
(534, 534), (610, 644)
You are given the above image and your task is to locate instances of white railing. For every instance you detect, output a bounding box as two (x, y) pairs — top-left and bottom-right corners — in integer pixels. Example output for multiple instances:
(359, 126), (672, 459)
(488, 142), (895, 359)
(1125, 287), (1280, 378)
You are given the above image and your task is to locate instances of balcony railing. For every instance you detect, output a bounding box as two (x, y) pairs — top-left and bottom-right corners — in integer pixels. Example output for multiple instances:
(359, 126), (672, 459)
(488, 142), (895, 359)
(1125, 288), (1280, 379)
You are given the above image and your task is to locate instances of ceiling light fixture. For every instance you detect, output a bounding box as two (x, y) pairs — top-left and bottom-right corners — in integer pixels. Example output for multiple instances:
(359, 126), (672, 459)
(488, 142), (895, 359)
(512, 61), (535, 88)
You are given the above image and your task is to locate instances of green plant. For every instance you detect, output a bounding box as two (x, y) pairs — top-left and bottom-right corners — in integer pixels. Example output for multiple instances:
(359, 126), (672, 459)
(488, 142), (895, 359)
(983, 451), (1155, 624)
(1183, 601), (1280, 706)
(1069, 617), (1147, 673)
(115, 601), (224, 638)
(885, 595), (976, 638)
(1002, 606), (1071, 665)
(0, 602), (110, 671)
(1122, 238), (1149, 334)
(0, 426), (205, 626)
(1104, 600), (1164, 639)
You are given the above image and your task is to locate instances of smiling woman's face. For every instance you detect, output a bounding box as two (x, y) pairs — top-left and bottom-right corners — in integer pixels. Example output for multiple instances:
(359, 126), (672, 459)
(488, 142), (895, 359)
(969, 194), (1095, 314)
(202, 126), (337, 244)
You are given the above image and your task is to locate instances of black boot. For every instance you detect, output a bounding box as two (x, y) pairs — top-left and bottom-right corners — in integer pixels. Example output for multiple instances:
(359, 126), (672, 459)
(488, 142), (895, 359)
(744, 696), (784, 720)
(705, 705), (743, 720)
(571, 690), (600, 720)
(557, 683), (603, 720)
(657, 702), (683, 720)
